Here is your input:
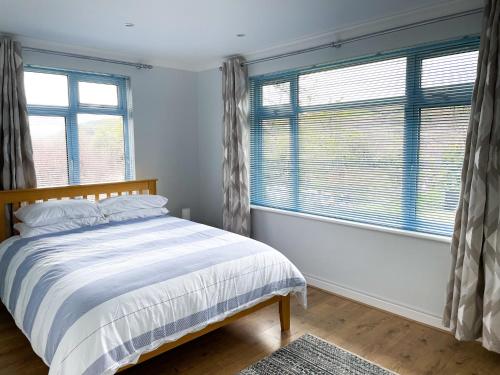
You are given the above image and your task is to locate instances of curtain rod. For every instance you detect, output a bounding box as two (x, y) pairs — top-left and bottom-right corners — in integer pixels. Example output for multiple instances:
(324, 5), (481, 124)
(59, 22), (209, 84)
(22, 46), (153, 70)
(218, 7), (483, 71)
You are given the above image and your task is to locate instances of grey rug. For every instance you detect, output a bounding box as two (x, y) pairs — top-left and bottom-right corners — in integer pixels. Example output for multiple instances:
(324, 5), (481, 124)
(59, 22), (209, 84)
(239, 334), (396, 375)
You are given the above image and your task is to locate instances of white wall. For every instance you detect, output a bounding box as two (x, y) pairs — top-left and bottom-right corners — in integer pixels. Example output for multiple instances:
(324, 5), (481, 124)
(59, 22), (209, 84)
(195, 13), (482, 327)
(197, 69), (224, 227)
(22, 51), (201, 220)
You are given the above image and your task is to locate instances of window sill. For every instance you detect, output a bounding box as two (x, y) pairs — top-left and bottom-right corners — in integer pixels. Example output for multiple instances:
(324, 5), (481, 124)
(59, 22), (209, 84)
(250, 205), (452, 244)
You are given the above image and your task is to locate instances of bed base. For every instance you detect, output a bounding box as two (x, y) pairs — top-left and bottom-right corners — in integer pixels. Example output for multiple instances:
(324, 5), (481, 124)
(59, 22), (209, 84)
(0, 179), (292, 372)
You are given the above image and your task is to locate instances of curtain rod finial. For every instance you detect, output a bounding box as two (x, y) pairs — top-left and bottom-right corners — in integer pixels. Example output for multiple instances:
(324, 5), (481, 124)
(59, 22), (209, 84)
(136, 64), (153, 70)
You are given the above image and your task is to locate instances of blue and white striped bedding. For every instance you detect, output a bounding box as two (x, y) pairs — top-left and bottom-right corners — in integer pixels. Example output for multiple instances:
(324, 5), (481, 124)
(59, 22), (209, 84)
(0, 215), (306, 375)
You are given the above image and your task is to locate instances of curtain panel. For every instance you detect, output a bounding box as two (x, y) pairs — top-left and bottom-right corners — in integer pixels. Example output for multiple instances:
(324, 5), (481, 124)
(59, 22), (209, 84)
(222, 56), (250, 236)
(443, 0), (500, 353)
(0, 39), (37, 190)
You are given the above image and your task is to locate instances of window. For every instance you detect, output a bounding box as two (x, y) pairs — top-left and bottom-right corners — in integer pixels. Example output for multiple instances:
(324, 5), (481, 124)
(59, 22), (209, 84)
(24, 68), (132, 187)
(250, 37), (479, 236)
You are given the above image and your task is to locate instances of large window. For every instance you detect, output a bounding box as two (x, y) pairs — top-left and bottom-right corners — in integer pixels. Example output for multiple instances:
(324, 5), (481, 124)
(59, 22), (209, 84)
(24, 67), (132, 187)
(250, 37), (479, 236)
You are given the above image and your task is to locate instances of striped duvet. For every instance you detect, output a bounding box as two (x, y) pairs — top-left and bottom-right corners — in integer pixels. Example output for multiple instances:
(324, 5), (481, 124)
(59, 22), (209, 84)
(0, 215), (306, 375)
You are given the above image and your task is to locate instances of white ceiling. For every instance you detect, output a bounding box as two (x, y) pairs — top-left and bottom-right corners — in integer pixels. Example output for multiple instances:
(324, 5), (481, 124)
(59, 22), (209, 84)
(0, 0), (483, 71)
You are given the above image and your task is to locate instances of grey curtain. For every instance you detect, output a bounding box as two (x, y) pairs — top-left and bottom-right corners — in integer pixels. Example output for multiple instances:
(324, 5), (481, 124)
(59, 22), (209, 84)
(0, 39), (37, 191)
(222, 56), (250, 236)
(443, 0), (500, 353)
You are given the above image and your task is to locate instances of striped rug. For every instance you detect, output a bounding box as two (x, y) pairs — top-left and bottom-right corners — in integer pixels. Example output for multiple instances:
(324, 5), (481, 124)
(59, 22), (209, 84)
(239, 334), (396, 375)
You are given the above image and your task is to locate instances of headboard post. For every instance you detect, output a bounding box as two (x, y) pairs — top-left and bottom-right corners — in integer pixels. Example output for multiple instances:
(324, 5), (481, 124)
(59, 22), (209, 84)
(0, 179), (158, 242)
(0, 197), (7, 241)
(148, 180), (157, 195)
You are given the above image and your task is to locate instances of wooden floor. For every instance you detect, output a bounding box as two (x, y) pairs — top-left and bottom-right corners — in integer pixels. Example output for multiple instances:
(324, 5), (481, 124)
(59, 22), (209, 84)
(1, 287), (499, 374)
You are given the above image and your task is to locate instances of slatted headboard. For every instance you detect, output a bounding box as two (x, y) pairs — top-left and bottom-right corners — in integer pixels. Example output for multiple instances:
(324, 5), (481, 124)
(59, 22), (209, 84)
(0, 179), (157, 241)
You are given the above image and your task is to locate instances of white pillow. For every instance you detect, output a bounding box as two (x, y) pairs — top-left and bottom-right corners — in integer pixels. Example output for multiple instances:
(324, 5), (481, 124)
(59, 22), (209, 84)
(15, 199), (103, 227)
(98, 194), (168, 215)
(107, 207), (169, 222)
(14, 216), (109, 238)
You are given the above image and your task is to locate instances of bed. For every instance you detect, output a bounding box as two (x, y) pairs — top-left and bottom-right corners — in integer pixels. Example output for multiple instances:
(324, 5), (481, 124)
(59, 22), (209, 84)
(0, 179), (306, 375)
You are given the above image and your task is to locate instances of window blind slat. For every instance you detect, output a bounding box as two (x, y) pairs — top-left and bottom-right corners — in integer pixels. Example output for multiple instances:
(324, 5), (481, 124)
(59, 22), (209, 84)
(250, 37), (479, 236)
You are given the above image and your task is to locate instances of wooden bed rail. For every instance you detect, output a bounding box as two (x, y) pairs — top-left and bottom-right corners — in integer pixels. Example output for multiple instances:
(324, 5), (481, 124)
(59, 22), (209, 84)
(118, 294), (291, 372)
(0, 179), (157, 241)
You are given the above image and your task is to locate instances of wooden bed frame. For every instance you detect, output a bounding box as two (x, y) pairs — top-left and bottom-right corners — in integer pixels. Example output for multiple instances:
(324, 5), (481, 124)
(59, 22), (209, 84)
(0, 179), (291, 372)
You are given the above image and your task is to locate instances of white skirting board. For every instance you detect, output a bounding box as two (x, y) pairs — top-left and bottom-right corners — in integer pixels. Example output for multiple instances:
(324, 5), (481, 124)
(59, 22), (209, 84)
(304, 273), (448, 331)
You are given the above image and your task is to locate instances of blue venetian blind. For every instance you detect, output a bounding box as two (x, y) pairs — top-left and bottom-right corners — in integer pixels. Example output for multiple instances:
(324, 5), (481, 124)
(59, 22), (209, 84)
(250, 37), (480, 236)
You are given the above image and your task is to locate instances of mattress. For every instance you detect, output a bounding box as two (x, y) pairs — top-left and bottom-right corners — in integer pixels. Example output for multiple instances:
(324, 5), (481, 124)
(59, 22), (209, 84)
(0, 215), (306, 375)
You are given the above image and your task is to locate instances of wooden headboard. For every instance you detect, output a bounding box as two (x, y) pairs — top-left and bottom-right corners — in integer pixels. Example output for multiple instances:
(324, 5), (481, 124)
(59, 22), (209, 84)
(0, 179), (157, 241)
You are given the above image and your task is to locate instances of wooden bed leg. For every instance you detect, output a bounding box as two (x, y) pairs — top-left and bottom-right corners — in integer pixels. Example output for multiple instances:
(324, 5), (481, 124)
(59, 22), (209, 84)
(279, 294), (291, 332)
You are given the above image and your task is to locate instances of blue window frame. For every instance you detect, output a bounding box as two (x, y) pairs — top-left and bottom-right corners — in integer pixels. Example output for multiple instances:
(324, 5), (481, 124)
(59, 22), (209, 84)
(250, 36), (480, 236)
(25, 66), (133, 187)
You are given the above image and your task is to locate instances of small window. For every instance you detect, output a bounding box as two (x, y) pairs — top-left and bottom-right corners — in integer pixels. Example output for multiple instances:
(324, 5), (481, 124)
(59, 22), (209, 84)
(28, 115), (69, 187)
(260, 118), (293, 207)
(421, 51), (478, 88)
(77, 114), (125, 184)
(78, 81), (118, 106)
(299, 57), (406, 106)
(24, 72), (69, 107)
(262, 82), (290, 106)
(417, 106), (470, 228)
